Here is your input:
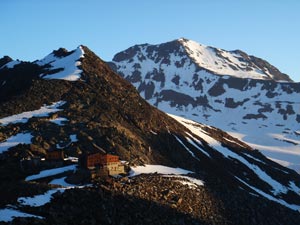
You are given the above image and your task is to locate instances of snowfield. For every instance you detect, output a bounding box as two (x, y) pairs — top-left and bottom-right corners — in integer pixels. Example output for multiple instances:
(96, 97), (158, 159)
(170, 113), (300, 211)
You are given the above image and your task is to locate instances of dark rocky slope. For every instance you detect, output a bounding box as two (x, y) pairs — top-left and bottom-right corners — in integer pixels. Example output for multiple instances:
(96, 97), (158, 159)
(5, 175), (300, 225)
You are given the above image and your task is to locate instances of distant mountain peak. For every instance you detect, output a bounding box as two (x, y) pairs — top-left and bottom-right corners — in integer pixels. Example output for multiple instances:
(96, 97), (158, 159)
(112, 38), (292, 82)
(109, 38), (300, 172)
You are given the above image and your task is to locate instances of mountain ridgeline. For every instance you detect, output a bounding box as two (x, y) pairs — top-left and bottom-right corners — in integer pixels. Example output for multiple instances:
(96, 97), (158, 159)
(0, 45), (300, 224)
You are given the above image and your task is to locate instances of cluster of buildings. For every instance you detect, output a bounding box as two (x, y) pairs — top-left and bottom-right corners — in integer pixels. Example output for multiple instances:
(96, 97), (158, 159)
(21, 148), (125, 180)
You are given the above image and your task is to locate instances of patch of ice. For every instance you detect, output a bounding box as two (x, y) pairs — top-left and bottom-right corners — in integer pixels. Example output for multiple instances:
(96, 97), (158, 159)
(70, 134), (78, 142)
(0, 133), (32, 153)
(0, 60), (21, 70)
(49, 176), (91, 189)
(0, 208), (42, 222)
(186, 133), (211, 157)
(129, 165), (192, 177)
(18, 189), (65, 207)
(49, 117), (68, 125)
(289, 181), (300, 194)
(25, 164), (77, 181)
(150, 130), (157, 135)
(164, 175), (204, 188)
(38, 46), (84, 81)
(243, 153), (266, 164)
(64, 157), (78, 163)
(173, 135), (198, 159)
(49, 177), (75, 187)
(0, 101), (66, 126)
(56, 134), (78, 149)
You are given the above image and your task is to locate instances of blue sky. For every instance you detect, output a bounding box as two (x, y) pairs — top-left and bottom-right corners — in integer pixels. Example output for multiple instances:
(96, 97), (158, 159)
(1, 0), (299, 81)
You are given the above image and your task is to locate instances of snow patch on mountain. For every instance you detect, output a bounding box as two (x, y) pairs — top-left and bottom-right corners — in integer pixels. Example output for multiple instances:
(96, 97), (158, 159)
(164, 175), (204, 188)
(56, 134), (78, 149)
(0, 60), (21, 70)
(185, 134), (211, 157)
(50, 177), (77, 187)
(0, 133), (33, 153)
(18, 189), (65, 207)
(0, 101), (66, 126)
(25, 164), (77, 181)
(37, 46), (84, 81)
(0, 208), (42, 222)
(49, 117), (68, 125)
(70, 134), (78, 142)
(173, 135), (200, 160)
(129, 164), (192, 177)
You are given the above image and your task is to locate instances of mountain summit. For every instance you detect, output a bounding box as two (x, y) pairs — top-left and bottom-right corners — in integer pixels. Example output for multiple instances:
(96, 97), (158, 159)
(0, 45), (300, 224)
(109, 38), (300, 172)
(178, 38), (292, 81)
(111, 38), (293, 82)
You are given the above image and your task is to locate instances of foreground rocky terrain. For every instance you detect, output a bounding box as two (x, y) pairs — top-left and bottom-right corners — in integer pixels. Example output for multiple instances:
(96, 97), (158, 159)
(3, 174), (300, 225)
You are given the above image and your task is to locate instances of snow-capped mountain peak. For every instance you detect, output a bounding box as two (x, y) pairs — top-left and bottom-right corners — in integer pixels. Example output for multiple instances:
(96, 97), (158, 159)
(109, 38), (300, 173)
(111, 38), (292, 83)
(178, 38), (291, 81)
(36, 45), (84, 81)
